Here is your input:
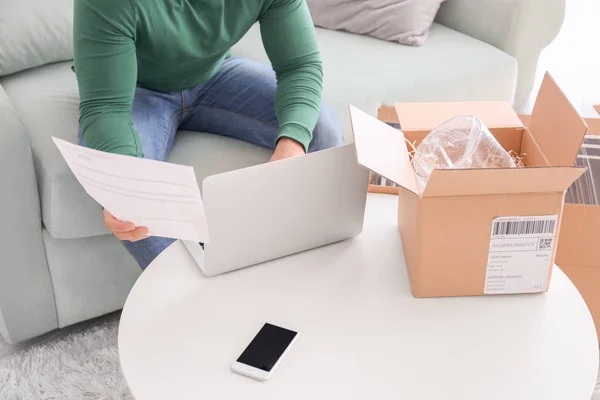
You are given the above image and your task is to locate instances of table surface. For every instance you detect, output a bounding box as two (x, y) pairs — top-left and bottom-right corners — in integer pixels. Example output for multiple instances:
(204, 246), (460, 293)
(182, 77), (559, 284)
(119, 194), (599, 400)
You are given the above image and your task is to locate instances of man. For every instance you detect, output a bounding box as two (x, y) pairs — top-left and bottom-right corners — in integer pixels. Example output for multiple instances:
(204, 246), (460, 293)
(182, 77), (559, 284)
(73, 0), (344, 269)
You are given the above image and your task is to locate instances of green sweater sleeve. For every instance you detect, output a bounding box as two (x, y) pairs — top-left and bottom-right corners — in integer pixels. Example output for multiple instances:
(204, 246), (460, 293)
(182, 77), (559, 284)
(73, 0), (143, 157)
(259, 0), (324, 152)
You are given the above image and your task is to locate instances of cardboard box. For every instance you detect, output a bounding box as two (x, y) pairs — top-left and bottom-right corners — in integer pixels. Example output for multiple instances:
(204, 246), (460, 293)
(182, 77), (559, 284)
(367, 107), (402, 195)
(556, 106), (600, 341)
(350, 73), (588, 298)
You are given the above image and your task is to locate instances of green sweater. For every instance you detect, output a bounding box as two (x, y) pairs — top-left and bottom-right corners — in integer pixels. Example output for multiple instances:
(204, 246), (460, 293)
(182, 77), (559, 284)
(73, 0), (323, 157)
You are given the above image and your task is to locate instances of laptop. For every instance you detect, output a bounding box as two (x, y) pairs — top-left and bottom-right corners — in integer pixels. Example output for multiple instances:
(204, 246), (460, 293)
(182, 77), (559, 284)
(182, 143), (370, 277)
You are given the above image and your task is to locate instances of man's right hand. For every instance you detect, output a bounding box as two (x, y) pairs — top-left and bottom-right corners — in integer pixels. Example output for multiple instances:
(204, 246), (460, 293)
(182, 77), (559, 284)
(103, 209), (150, 242)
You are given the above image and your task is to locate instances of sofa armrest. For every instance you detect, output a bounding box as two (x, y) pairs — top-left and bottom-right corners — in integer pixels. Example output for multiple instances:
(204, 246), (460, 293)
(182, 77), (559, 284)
(436, 0), (566, 112)
(0, 86), (58, 343)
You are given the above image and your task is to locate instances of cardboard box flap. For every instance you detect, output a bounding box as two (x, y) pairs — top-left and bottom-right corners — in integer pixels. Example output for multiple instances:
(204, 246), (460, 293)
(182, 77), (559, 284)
(528, 73), (588, 166)
(349, 105), (419, 195)
(519, 113), (600, 136)
(587, 105), (600, 134)
(556, 204), (600, 268)
(421, 166), (586, 198)
(587, 118), (600, 135)
(394, 101), (524, 132)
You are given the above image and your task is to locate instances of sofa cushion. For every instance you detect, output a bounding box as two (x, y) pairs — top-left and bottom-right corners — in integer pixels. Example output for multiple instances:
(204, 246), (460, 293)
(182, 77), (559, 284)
(233, 23), (517, 140)
(1, 62), (271, 239)
(41, 228), (140, 328)
(0, 0), (73, 77)
(1, 24), (516, 239)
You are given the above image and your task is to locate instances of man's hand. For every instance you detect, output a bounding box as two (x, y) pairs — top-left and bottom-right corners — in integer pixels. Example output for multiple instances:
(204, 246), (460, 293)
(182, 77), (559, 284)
(269, 137), (306, 162)
(103, 209), (150, 242)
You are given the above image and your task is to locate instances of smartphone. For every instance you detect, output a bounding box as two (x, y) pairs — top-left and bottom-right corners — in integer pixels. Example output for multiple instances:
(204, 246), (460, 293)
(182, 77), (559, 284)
(231, 323), (299, 381)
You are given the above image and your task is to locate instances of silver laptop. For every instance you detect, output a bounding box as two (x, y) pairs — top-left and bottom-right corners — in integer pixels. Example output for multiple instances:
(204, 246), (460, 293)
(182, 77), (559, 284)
(182, 143), (369, 277)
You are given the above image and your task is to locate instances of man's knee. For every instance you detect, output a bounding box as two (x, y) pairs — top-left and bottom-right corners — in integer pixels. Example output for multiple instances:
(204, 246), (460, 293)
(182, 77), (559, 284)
(308, 104), (344, 153)
(122, 236), (176, 270)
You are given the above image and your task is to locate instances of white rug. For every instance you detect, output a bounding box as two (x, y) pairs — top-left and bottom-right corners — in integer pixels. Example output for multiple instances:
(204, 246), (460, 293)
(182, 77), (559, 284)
(0, 317), (131, 400)
(1, 315), (600, 400)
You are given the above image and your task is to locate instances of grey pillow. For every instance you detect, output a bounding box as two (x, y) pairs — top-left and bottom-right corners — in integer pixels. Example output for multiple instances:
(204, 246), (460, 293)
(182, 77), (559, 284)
(0, 0), (74, 76)
(306, 0), (447, 46)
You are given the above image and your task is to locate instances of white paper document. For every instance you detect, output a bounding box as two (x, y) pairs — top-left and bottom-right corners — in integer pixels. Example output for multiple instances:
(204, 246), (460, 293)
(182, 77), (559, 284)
(53, 137), (209, 243)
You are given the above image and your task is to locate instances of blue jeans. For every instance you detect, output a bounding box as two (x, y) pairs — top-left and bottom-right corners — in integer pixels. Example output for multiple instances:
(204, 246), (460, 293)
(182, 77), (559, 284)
(79, 56), (343, 270)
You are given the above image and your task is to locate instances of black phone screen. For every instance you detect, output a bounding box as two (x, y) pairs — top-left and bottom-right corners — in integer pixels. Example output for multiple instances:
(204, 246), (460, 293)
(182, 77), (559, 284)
(236, 323), (298, 372)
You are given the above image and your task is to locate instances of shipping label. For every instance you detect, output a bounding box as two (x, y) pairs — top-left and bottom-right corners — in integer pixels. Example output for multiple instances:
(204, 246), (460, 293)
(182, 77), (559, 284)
(484, 215), (558, 294)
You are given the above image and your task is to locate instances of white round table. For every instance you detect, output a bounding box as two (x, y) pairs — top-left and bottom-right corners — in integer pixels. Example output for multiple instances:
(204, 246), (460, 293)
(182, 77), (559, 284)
(119, 194), (599, 400)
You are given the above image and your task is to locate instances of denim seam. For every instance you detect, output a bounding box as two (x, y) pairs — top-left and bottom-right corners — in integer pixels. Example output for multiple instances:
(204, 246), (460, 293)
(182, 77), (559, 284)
(130, 119), (143, 156)
(160, 110), (182, 160)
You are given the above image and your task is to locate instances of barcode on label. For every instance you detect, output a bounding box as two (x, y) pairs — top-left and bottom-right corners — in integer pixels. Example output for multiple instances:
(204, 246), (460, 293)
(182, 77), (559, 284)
(492, 219), (556, 236)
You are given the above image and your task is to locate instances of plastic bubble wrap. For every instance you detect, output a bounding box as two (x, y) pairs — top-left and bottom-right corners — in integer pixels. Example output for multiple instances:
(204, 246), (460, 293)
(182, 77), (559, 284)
(412, 115), (516, 192)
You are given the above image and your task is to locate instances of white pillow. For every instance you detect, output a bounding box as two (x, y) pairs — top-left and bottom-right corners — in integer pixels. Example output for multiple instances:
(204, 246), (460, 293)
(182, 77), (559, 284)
(0, 0), (73, 76)
(306, 0), (447, 46)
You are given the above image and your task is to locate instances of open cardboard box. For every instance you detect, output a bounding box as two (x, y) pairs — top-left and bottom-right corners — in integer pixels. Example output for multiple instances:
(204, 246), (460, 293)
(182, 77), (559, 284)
(350, 73), (588, 298)
(554, 105), (600, 341)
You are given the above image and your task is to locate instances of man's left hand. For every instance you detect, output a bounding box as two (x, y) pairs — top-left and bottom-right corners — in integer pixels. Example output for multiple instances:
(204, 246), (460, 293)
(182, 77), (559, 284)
(269, 137), (306, 162)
